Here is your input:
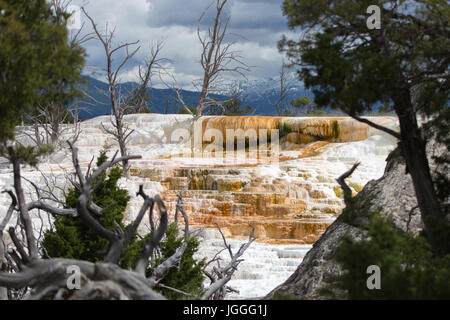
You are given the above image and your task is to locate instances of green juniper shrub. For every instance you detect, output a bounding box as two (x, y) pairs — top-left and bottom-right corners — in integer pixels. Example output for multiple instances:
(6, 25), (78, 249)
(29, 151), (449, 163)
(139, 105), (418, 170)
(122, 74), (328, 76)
(328, 215), (450, 299)
(211, 97), (253, 116)
(179, 105), (197, 115)
(42, 151), (205, 298)
(289, 96), (324, 116)
(0, 0), (85, 146)
(148, 223), (206, 299)
(271, 292), (301, 300)
(42, 151), (136, 267)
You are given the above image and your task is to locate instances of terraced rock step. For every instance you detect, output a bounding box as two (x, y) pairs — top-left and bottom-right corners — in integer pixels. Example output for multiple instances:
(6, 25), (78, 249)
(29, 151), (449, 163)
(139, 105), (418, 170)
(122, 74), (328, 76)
(194, 228), (313, 299)
(1, 114), (397, 248)
(131, 163), (345, 244)
(0, 114), (400, 299)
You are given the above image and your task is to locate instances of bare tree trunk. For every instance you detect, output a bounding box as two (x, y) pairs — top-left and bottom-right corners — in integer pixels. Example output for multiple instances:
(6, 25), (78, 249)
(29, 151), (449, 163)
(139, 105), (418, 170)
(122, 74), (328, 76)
(50, 112), (60, 146)
(83, 8), (140, 177)
(33, 119), (43, 146)
(196, 0), (250, 119)
(109, 88), (130, 177)
(8, 148), (39, 260)
(83, 8), (167, 177)
(272, 61), (296, 116)
(394, 90), (448, 255)
(276, 63), (287, 116)
(197, 78), (210, 119)
(0, 234), (7, 300)
(350, 90), (449, 255)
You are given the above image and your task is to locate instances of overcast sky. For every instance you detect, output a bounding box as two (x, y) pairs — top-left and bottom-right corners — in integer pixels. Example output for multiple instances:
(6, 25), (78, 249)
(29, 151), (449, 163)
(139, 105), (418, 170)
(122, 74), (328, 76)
(70, 0), (296, 90)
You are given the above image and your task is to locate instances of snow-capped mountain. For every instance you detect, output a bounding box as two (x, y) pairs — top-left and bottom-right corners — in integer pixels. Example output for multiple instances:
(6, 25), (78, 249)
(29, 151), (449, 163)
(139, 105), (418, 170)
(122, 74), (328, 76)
(77, 74), (315, 119)
(225, 72), (315, 115)
(239, 72), (306, 99)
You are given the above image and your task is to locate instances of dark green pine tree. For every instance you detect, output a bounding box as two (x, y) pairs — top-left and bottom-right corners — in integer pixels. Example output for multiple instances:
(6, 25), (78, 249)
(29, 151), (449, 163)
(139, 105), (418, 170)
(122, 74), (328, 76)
(327, 214), (450, 299)
(42, 151), (136, 267)
(0, 0), (85, 147)
(279, 0), (449, 255)
(149, 223), (206, 299)
(0, 0), (86, 168)
(42, 152), (205, 298)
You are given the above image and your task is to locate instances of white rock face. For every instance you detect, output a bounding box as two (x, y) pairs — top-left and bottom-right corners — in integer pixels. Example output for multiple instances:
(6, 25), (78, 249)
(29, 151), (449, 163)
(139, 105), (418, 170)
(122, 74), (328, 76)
(194, 228), (312, 299)
(0, 114), (399, 299)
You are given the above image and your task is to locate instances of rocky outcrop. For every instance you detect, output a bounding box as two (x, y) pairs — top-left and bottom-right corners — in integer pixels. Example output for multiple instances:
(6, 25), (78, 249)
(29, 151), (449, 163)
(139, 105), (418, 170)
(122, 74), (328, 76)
(130, 165), (339, 244)
(266, 146), (426, 299)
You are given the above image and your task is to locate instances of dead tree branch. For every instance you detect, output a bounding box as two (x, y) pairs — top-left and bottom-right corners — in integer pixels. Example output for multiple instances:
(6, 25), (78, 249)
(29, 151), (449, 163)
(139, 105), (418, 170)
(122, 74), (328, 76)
(336, 162), (360, 206)
(195, 0), (251, 119)
(82, 7), (140, 177)
(82, 8), (168, 176)
(135, 195), (168, 275)
(175, 179), (191, 238)
(202, 224), (256, 300)
(0, 144), (254, 299)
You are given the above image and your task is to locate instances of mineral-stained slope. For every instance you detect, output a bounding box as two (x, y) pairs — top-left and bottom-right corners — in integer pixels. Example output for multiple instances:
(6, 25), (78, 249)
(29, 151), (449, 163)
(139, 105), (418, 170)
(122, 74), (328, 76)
(0, 114), (400, 298)
(265, 139), (445, 299)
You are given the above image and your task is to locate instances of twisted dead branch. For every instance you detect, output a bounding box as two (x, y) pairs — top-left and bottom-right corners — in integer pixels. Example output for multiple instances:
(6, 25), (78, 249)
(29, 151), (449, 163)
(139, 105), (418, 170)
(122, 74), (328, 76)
(0, 141), (254, 299)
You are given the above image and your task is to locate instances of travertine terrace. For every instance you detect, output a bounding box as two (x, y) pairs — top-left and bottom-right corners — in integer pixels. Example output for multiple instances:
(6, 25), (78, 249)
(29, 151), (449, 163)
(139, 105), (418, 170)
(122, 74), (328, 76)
(124, 115), (398, 244)
(0, 114), (399, 298)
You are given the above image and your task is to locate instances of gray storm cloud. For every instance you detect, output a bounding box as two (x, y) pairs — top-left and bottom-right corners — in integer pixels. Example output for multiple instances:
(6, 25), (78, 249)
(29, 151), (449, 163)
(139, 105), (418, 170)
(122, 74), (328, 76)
(72, 0), (294, 87)
(147, 0), (288, 46)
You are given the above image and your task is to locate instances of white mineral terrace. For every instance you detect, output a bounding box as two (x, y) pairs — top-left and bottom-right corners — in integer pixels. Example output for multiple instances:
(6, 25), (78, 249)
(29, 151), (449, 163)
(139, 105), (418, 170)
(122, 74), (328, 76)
(194, 228), (312, 299)
(0, 114), (399, 299)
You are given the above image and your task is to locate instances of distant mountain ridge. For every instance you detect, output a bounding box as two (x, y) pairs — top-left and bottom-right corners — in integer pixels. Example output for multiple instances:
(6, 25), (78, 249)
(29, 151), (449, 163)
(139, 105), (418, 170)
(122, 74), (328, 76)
(75, 76), (224, 120)
(75, 75), (316, 120)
